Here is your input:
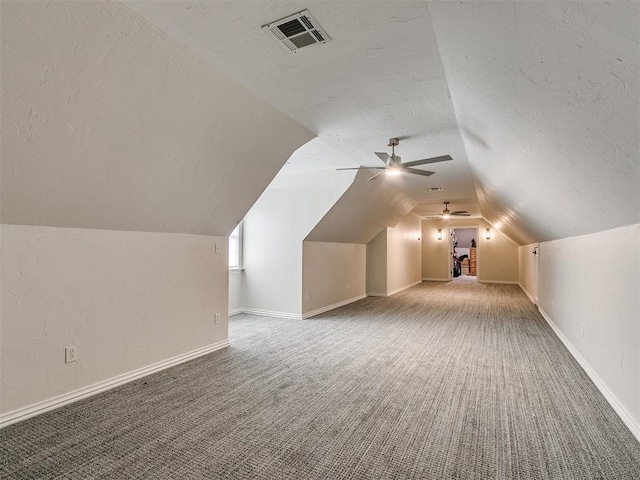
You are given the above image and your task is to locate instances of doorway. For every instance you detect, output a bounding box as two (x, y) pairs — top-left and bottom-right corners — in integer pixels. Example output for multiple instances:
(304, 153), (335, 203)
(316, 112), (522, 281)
(451, 227), (478, 282)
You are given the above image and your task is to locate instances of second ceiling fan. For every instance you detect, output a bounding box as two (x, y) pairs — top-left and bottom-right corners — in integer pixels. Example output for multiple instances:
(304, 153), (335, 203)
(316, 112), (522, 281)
(337, 138), (452, 181)
(423, 202), (471, 219)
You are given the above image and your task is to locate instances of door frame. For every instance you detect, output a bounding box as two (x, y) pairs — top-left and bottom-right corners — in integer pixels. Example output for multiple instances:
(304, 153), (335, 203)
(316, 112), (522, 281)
(449, 225), (479, 280)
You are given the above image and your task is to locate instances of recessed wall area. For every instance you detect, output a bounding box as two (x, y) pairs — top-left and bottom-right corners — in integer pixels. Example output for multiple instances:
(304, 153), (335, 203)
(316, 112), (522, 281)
(421, 219), (518, 284)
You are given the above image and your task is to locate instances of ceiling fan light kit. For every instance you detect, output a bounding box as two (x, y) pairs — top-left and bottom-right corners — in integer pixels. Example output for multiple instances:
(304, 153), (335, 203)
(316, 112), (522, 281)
(336, 138), (452, 181)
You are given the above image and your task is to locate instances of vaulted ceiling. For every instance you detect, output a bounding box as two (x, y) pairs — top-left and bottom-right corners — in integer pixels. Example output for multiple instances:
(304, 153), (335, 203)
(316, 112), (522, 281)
(125, 0), (640, 245)
(3, 1), (638, 245)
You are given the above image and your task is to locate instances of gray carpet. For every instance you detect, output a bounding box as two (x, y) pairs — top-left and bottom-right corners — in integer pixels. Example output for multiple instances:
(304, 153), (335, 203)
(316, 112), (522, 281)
(2, 281), (640, 479)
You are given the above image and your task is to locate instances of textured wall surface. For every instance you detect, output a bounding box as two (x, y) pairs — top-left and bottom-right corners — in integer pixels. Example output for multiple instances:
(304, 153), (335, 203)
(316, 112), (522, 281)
(366, 229), (388, 295)
(386, 214), (422, 294)
(1, 225), (228, 414)
(421, 218), (518, 283)
(307, 170), (417, 244)
(430, 1), (640, 244)
(518, 243), (539, 302)
(242, 170), (354, 316)
(302, 242), (366, 315)
(538, 224), (640, 431)
(1, 1), (313, 235)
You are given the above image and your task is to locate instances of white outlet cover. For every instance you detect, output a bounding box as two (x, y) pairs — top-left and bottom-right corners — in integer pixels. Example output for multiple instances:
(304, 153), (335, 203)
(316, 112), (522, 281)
(65, 346), (77, 363)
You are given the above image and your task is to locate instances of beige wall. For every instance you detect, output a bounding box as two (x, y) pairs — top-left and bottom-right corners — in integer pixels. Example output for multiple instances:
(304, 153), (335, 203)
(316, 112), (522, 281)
(537, 224), (640, 437)
(0, 2), (313, 425)
(1, 1), (313, 235)
(302, 242), (366, 317)
(387, 214), (422, 294)
(243, 170), (354, 317)
(421, 221), (453, 280)
(422, 218), (519, 283)
(518, 243), (538, 303)
(367, 213), (422, 296)
(366, 229), (388, 296)
(1, 225), (228, 417)
(228, 271), (243, 315)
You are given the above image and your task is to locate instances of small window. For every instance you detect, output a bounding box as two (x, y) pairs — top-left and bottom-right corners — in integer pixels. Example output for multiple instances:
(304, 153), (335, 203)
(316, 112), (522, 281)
(229, 223), (243, 269)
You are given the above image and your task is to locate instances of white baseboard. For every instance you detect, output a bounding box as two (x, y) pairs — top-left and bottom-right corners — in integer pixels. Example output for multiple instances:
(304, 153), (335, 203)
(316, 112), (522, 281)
(539, 307), (640, 442)
(0, 340), (230, 429)
(303, 294), (367, 319)
(518, 282), (536, 304)
(367, 292), (387, 297)
(240, 308), (302, 320)
(228, 308), (243, 316)
(387, 280), (422, 297)
(478, 280), (519, 285)
(422, 277), (449, 282)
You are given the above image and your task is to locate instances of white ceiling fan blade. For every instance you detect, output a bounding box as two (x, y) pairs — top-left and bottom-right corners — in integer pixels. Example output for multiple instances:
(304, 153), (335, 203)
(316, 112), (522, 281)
(336, 166), (386, 171)
(452, 212), (471, 216)
(374, 152), (391, 165)
(401, 167), (435, 177)
(367, 170), (388, 182)
(403, 155), (453, 168)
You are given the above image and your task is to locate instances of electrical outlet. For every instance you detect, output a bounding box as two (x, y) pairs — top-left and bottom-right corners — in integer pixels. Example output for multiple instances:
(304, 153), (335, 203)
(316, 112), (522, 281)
(214, 313), (220, 324)
(215, 242), (221, 254)
(65, 346), (77, 363)
(581, 324), (585, 337)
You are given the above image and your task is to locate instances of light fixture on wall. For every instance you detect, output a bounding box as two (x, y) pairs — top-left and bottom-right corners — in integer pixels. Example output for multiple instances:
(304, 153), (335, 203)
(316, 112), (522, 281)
(437, 229), (443, 240)
(485, 227), (491, 240)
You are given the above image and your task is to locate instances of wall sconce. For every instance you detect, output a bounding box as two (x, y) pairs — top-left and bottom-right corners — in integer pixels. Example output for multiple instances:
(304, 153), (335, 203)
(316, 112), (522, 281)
(485, 228), (491, 240)
(437, 229), (443, 240)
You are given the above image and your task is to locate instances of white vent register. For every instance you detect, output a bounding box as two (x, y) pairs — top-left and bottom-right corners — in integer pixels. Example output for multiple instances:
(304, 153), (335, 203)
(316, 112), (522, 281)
(262, 10), (331, 53)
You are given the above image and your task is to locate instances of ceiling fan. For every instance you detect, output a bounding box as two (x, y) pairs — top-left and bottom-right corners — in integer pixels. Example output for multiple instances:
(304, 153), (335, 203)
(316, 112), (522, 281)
(423, 202), (471, 219)
(337, 138), (452, 181)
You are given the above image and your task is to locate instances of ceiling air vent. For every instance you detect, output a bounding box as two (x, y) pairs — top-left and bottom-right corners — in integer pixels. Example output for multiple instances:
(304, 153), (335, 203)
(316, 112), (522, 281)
(262, 10), (331, 53)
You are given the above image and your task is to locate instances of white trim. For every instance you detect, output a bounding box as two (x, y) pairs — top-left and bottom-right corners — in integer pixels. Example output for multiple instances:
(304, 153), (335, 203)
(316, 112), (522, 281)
(0, 340), (230, 429)
(518, 282), (536, 304)
(228, 308), (243, 316)
(478, 280), (519, 285)
(303, 294), (367, 319)
(539, 307), (640, 442)
(422, 277), (449, 282)
(387, 279), (422, 297)
(240, 308), (302, 320)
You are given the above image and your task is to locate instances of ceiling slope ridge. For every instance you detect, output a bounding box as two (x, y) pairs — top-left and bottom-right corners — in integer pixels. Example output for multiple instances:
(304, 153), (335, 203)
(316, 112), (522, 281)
(305, 170), (417, 244)
(2, 1), (314, 235)
(428, 1), (639, 245)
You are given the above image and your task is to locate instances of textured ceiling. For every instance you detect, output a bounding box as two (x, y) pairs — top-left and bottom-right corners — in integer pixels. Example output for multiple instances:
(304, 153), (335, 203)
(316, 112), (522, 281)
(1, 1), (313, 235)
(124, 0), (480, 223)
(124, 0), (639, 245)
(5, 1), (636, 243)
(306, 170), (417, 244)
(429, 1), (640, 244)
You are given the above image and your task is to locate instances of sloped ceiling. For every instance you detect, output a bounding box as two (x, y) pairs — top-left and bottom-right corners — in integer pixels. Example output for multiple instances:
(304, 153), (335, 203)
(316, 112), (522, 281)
(429, 1), (639, 244)
(125, 0), (639, 245)
(1, 1), (313, 235)
(4, 1), (637, 244)
(306, 170), (416, 244)
(124, 0), (480, 223)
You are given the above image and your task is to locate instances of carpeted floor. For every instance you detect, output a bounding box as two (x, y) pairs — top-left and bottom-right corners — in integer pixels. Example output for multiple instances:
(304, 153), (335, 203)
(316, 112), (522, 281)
(2, 281), (639, 479)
